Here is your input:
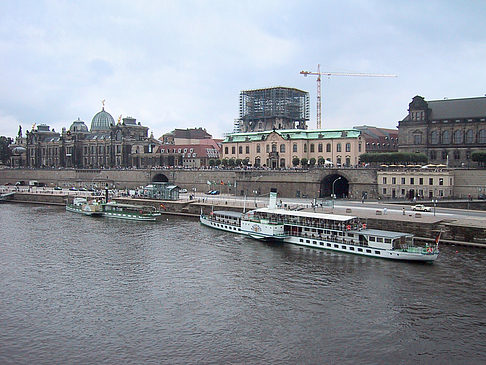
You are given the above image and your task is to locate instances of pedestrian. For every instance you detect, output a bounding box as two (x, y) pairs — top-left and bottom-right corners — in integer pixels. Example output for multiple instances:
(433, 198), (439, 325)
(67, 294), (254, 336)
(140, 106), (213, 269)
(402, 207), (405, 215)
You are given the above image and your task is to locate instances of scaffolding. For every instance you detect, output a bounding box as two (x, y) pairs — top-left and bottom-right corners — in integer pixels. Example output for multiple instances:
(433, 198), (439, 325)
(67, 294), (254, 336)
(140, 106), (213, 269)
(239, 87), (310, 132)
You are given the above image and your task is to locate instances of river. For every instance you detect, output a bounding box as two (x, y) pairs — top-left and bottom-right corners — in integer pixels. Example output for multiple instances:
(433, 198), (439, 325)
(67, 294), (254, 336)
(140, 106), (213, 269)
(0, 203), (485, 364)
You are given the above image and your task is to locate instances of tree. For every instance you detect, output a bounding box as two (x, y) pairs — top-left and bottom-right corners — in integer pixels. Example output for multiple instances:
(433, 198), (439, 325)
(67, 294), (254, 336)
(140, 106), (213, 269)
(221, 158), (229, 167)
(242, 158), (249, 166)
(235, 158), (242, 167)
(292, 157), (300, 167)
(0, 136), (13, 164)
(228, 158), (236, 167)
(215, 159), (221, 166)
(208, 159), (216, 167)
(301, 157), (308, 167)
(318, 157), (325, 166)
(472, 150), (486, 167)
(309, 157), (316, 167)
(359, 152), (428, 165)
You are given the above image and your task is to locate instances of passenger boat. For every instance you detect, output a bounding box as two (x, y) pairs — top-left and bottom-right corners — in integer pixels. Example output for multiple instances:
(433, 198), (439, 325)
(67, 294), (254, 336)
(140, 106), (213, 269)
(200, 190), (439, 262)
(101, 201), (160, 221)
(66, 197), (103, 216)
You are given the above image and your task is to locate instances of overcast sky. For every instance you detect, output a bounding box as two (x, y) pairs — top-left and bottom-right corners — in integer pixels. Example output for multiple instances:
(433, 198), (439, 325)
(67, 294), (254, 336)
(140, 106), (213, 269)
(1, 0), (485, 139)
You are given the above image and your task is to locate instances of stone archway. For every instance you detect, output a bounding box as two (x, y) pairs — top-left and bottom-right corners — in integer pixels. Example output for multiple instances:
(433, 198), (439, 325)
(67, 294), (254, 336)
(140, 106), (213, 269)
(152, 173), (169, 183)
(319, 174), (349, 198)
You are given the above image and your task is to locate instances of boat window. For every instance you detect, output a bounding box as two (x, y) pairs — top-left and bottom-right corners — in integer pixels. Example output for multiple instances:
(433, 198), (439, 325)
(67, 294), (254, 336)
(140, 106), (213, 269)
(349, 247), (354, 251)
(385, 238), (391, 243)
(347, 233), (354, 237)
(341, 245), (346, 249)
(334, 244), (339, 248)
(375, 251), (380, 254)
(358, 248), (363, 252)
(300, 239), (303, 242)
(366, 249), (371, 253)
(377, 237), (383, 243)
(327, 243), (331, 247)
(320, 242), (324, 246)
(369, 237), (376, 242)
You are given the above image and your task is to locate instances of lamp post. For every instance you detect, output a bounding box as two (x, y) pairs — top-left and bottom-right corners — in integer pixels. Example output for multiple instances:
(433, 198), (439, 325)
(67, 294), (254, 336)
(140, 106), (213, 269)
(332, 176), (342, 210)
(433, 199), (437, 216)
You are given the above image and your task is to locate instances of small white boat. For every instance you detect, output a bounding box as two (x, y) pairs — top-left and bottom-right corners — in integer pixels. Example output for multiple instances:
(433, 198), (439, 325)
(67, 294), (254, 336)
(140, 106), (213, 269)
(66, 197), (103, 216)
(101, 201), (160, 221)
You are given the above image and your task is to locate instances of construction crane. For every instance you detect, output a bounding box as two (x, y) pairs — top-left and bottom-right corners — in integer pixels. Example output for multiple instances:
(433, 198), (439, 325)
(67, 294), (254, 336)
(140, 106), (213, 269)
(300, 64), (397, 129)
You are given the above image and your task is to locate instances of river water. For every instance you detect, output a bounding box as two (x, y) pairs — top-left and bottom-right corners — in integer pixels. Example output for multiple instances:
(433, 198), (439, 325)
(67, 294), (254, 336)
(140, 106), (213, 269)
(0, 203), (485, 364)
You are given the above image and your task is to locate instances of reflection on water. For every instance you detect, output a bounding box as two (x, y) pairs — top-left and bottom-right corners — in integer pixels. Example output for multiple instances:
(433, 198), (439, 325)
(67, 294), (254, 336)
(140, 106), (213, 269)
(0, 204), (485, 364)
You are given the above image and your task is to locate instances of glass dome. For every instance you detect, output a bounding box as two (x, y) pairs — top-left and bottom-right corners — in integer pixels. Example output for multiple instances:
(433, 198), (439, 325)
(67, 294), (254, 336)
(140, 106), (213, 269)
(91, 107), (115, 131)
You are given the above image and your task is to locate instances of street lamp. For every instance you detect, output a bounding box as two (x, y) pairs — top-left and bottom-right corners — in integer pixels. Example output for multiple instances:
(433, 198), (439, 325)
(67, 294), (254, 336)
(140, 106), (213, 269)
(433, 199), (437, 216)
(332, 176), (342, 210)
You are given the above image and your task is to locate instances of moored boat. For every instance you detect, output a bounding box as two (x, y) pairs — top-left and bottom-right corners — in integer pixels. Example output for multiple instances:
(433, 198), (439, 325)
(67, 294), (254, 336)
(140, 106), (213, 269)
(101, 201), (160, 221)
(66, 197), (103, 216)
(200, 190), (439, 262)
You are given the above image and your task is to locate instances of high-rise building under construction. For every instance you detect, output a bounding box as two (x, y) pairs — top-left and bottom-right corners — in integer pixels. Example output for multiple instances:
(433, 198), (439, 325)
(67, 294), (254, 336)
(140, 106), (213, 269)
(237, 87), (309, 133)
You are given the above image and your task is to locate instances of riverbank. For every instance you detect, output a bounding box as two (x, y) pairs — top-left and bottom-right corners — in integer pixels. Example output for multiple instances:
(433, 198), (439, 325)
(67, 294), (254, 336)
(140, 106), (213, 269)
(2, 191), (486, 248)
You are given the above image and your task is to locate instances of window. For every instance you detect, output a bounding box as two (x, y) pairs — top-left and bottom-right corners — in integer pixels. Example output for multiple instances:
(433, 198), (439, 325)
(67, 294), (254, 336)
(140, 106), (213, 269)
(442, 130), (451, 144)
(304, 144), (307, 153)
(337, 143), (342, 152)
(318, 143), (323, 152)
(293, 143), (297, 152)
(430, 131), (439, 144)
(439, 178), (444, 186)
(231, 146), (235, 154)
(429, 178), (433, 185)
(454, 150), (460, 160)
(419, 178), (423, 185)
(465, 129), (474, 144)
(401, 177), (406, 184)
(326, 143), (331, 152)
(454, 130), (463, 144)
(392, 177), (396, 184)
(280, 158), (285, 168)
(442, 150), (448, 160)
(383, 177), (387, 184)
(346, 143), (351, 152)
(266, 144), (270, 153)
(410, 178), (414, 185)
(238, 146), (242, 154)
(246, 146), (250, 154)
(358, 144), (362, 152)
(257, 144), (261, 153)
(414, 133), (422, 144)
(383, 188), (387, 194)
(280, 144), (285, 153)
(430, 150), (437, 160)
(310, 144), (315, 153)
(272, 144), (277, 153)
(479, 130), (486, 143)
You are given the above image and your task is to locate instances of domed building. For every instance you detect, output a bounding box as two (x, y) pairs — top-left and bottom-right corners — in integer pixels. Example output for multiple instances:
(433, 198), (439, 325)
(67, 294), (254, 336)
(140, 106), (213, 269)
(90, 107), (115, 131)
(69, 118), (89, 133)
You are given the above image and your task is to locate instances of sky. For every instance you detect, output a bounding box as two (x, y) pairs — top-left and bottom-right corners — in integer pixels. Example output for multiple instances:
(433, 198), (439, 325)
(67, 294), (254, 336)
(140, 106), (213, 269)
(1, 0), (486, 140)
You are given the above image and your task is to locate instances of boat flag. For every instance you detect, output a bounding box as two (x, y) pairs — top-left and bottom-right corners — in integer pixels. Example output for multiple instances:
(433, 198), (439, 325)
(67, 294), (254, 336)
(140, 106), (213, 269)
(435, 231), (442, 246)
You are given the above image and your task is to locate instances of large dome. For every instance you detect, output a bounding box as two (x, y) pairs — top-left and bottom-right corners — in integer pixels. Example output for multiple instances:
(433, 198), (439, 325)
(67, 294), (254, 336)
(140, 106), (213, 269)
(70, 117), (88, 132)
(91, 107), (115, 131)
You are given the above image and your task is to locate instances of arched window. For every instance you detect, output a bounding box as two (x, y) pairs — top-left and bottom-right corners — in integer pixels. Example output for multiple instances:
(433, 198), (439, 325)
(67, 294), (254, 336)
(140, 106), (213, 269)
(318, 143), (323, 152)
(293, 143), (297, 152)
(453, 130), (463, 144)
(465, 129), (474, 144)
(336, 143), (342, 152)
(442, 130), (451, 144)
(254, 157), (261, 167)
(256, 144), (261, 153)
(345, 143), (351, 152)
(479, 129), (486, 143)
(280, 158), (285, 168)
(280, 144), (285, 153)
(310, 144), (315, 153)
(326, 143), (331, 152)
(271, 144), (277, 153)
(430, 131), (439, 144)
(304, 144), (307, 153)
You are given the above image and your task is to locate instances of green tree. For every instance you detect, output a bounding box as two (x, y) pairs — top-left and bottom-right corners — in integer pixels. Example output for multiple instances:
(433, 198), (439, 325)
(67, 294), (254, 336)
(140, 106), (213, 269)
(208, 159), (215, 167)
(228, 158), (236, 167)
(235, 158), (242, 167)
(318, 157), (325, 166)
(221, 158), (229, 167)
(292, 157), (300, 167)
(472, 150), (486, 167)
(301, 157), (308, 167)
(242, 158), (250, 166)
(215, 159), (221, 166)
(0, 136), (13, 164)
(309, 157), (316, 167)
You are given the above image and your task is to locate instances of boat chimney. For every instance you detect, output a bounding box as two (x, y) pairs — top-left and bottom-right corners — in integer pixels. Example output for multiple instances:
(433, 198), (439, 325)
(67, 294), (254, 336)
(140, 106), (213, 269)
(268, 188), (278, 209)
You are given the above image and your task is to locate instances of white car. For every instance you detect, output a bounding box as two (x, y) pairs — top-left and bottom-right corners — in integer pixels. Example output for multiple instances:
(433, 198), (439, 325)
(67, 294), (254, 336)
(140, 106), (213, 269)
(411, 204), (431, 212)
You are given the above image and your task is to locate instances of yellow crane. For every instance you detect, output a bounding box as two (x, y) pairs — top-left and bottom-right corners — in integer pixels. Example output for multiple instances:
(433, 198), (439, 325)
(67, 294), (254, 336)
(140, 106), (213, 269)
(300, 64), (397, 129)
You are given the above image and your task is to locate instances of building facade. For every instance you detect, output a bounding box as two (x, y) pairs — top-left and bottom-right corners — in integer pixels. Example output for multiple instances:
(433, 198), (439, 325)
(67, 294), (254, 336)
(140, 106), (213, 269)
(222, 129), (364, 168)
(377, 169), (454, 199)
(12, 108), (160, 169)
(354, 125), (399, 153)
(237, 87), (309, 133)
(398, 95), (486, 167)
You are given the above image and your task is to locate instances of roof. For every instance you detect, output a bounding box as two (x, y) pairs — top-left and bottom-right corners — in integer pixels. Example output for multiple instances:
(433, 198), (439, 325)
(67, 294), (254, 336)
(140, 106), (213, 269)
(254, 207), (356, 222)
(167, 128), (212, 139)
(223, 129), (361, 143)
(213, 210), (243, 218)
(359, 229), (413, 239)
(428, 97), (486, 119)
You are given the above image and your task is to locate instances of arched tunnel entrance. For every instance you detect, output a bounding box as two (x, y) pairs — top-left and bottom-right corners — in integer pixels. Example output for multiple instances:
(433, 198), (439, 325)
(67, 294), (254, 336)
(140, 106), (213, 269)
(320, 174), (349, 199)
(152, 173), (169, 183)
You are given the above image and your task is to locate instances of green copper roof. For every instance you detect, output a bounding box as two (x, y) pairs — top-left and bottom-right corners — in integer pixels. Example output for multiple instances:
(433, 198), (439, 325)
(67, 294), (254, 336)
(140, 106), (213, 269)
(223, 129), (361, 143)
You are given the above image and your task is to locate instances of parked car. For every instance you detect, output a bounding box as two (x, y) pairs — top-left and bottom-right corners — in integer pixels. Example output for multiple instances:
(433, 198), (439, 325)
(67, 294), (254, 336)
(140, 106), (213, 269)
(179, 188), (188, 193)
(54, 186), (62, 190)
(411, 204), (431, 212)
(211, 190), (220, 195)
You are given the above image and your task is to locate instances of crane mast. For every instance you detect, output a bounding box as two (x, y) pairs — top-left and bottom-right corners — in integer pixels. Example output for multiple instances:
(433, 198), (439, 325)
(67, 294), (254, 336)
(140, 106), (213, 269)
(300, 64), (397, 129)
